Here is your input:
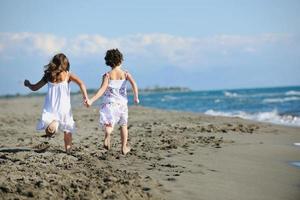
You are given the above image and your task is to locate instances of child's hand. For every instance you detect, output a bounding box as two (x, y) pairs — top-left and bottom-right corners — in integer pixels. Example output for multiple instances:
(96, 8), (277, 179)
(83, 97), (89, 107)
(83, 98), (92, 108)
(134, 97), (140, 105)
(86, 99), (92, 107)
(24, 80), (30, 87)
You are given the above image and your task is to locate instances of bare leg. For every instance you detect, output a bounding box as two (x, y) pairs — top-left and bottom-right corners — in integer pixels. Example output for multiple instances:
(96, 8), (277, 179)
(64, 132), (72, 153)
(120, 125), (131, 155)
(104, 125), (113, 150)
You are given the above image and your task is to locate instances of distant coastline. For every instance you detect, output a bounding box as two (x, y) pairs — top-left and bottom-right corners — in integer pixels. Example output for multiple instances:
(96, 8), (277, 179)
(129, 86), (191, 93)
(0, 86), (191, 99)
(1, 85), (299, 99)
(2, 85), (300, 98)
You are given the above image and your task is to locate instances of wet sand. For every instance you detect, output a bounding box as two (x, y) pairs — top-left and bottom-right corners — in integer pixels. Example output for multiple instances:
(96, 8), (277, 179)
(0, 96), (300, 200)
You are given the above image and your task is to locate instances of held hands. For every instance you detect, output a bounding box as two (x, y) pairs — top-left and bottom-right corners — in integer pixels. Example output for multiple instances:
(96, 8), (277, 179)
(86, 99), (92, 107)
(83, 97), (92, 108)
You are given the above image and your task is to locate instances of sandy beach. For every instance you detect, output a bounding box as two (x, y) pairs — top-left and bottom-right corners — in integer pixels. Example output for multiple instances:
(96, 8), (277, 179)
(0, 96), (299, 200)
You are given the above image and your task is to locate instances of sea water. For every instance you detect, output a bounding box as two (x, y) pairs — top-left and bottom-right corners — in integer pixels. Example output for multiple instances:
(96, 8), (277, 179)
(127, 86), (300, 127)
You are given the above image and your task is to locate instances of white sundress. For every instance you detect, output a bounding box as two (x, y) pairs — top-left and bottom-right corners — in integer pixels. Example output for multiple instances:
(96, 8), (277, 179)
(36, 73), (75, 133)
(99, 72), (129, 128)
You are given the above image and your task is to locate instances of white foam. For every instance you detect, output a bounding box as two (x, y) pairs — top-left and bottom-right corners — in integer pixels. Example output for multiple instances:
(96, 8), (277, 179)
(263, 97), (300, 103)
(205, 110), (235, 117)
(224, 91), (239, 97)
(286, 90), (300, 96)
(293, 143), (300, 146)
(204, 109), (300, 127)
(290, 162), (300, 168)
(161, 95), (179, 102)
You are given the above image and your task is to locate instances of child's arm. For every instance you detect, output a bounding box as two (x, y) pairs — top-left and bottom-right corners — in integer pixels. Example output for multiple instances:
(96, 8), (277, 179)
(69, 73), (89, 100)
(24, 78), (46, 91)
(127, 73), (139, 104)
(88, 75), (109, 106)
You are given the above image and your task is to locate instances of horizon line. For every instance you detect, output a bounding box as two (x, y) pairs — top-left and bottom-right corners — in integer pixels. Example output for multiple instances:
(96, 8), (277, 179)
(1, 84), (299, 98)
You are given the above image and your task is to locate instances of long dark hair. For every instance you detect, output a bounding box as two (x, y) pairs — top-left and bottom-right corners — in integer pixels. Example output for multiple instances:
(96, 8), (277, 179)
(43, 53), (70, 82)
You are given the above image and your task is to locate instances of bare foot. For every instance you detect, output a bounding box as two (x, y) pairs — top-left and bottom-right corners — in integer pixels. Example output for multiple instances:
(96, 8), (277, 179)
(65, 145), (72, 154)
(45, 120), (58, 137)
(103, 137), (111, 150)
(122, 145), (131, 155)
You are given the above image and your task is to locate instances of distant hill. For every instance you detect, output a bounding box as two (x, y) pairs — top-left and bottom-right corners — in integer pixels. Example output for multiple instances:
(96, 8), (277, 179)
(130, 86), (191, 93)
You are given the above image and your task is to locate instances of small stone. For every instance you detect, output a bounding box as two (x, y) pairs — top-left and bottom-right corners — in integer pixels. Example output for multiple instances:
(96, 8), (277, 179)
(142, 187), (151, 191)
(35, 180), (43, 188)
(103, 176), (117, 182)
(167, 177), (176, 181)
(26, 191), (34, 197)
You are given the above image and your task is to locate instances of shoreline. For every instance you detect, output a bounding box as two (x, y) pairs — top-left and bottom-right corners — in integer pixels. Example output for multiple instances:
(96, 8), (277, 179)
(0, 96), (300, 199)
(1, 85), (300, 128)
(5, 94), (299, 128)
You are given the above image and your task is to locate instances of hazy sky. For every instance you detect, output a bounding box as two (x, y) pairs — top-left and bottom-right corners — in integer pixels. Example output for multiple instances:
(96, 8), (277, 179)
(0, 0), (300, 95)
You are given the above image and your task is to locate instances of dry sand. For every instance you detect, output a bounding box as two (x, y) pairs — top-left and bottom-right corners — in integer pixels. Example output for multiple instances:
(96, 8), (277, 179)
(0, 96), (299, 200)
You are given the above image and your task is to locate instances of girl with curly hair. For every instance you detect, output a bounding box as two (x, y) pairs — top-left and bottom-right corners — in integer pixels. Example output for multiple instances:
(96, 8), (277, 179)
(86, 48), (139, 155)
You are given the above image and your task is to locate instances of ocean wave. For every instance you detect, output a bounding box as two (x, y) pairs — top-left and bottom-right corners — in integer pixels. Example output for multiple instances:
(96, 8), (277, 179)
(285, 90), (300, 96)
(161, 95), (179, 102)
(204, 109), (300, 127)
(243, 92), (285, 98)
(263, 97), (300, 103)
(224, 91), (239, 97)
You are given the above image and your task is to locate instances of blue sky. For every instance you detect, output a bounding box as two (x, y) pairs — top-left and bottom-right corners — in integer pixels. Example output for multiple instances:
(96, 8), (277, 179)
(0, 0), (300, 95)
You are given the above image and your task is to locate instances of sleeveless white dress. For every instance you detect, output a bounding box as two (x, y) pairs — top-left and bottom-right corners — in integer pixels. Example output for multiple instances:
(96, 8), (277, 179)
(36, 73), (75, 133)
(99, 72), (128, 128)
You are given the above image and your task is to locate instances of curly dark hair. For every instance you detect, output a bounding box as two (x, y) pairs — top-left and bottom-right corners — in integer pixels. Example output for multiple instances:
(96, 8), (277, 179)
(104, 48), (123, 68)
(43, 53), (70, 82)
